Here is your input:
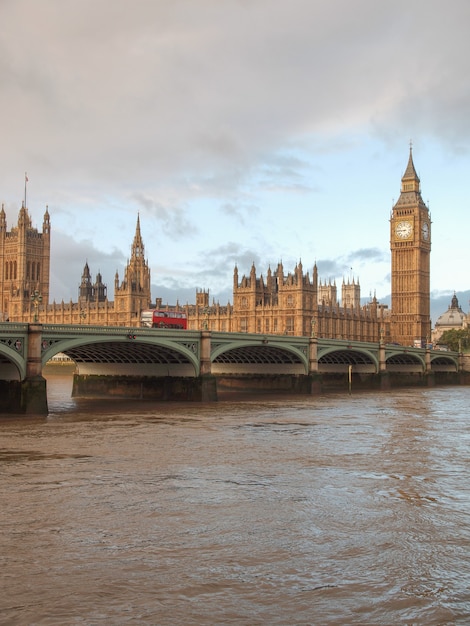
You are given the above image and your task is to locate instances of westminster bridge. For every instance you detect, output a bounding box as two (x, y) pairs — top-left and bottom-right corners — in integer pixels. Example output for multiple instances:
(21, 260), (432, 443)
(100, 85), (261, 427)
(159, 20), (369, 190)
(0, 323), (464, 414)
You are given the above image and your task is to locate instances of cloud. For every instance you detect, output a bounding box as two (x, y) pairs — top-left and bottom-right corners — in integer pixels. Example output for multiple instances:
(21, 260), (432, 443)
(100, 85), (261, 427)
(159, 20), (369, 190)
(313, 248), (388, 283)
(3, 0), (469, 188)
(220, 202), (260, 224)
(346, 248), (388, 264)
(257, 152), (316, 194)
(2, 0), (469, 313)
(130, 192), (196, 238)
(50, 231), (126, 302)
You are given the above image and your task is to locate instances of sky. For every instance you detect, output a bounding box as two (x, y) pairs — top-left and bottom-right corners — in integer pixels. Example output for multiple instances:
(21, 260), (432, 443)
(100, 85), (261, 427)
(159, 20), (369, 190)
(1, 0), (470, 324)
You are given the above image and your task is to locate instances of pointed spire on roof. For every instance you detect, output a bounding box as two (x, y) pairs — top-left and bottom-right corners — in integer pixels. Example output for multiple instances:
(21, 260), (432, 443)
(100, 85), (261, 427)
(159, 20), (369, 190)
(400, 142), (421, 194)
(392, 143), (429, 214)
(403, 142), (419, 180)
(0, 204), (5, 230)
(131, 213), (145, 258)
(42, 205), (50, 231)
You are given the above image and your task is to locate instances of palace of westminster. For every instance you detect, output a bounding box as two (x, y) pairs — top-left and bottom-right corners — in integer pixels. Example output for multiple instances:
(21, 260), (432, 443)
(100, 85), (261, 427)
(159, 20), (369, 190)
(0, 150), (462, 346)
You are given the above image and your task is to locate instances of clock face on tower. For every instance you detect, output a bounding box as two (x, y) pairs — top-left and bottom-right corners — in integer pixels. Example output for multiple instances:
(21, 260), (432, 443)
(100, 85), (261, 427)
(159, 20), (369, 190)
(395, 220), (413, 239)
(421, 222), (429, 241)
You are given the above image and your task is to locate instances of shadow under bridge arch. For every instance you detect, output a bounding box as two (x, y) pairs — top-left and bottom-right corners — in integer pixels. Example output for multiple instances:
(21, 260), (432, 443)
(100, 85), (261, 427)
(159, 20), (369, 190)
(385, 351), (425, 373)
(43, 336), (200, 377)
(317, 346), (378, 373)
(210, 340), (308, 375)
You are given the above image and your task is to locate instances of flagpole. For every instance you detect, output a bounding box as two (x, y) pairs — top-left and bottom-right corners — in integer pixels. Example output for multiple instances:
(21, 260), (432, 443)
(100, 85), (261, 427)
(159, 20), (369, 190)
(24, 172), (28, 208)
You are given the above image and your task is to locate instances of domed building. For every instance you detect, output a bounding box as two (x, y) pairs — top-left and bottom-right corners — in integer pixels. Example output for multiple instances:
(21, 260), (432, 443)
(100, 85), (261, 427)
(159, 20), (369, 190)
(432, 293), (467, 345)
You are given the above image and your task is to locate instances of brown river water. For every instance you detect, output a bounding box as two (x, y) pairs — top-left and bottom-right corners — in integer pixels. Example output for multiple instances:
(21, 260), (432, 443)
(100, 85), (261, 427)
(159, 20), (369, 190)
(1, 375), (469, 625)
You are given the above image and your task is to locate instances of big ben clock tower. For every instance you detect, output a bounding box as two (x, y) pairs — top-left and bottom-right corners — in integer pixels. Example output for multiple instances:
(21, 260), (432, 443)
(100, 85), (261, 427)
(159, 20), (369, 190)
(390, 147), (431, 346)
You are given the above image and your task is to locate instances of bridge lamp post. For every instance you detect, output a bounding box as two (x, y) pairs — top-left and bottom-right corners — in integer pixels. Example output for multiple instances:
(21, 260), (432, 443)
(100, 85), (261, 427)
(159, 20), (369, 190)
(31, 290), (42, 323)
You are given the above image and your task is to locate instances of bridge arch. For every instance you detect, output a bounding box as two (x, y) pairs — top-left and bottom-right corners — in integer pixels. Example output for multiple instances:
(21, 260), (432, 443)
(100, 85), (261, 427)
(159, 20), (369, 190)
(0, 346), (25, 380)
(385, 350), (425, 372)
(430, 353), (459, 372)
(0, 324), (31, 381)
(211, 339), (309, 375)
(317, 346), (378, 373)
(41, 334), (200, 377)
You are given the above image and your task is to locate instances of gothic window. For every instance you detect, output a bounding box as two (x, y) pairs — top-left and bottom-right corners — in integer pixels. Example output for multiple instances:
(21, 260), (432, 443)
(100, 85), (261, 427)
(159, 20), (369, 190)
(240, 318), (248, 332)
(241, 296), (248, 308)
(286, 317), (294, 334)
(287, 295), (294, 307)
(265, 319), (270, 333)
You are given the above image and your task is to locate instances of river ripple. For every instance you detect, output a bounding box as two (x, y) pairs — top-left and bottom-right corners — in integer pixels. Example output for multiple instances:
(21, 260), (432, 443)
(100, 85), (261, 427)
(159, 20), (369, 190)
(1, 378), (469, 625)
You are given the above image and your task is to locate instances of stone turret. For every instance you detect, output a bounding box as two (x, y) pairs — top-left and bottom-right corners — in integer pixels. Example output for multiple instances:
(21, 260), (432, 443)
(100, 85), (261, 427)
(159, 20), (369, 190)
(79, 262), (93, 303)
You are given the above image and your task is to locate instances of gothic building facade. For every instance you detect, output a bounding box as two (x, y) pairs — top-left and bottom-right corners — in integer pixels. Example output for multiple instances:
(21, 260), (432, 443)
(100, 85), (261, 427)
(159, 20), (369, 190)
(0, 203), (50, 322)
(0, 150), (433, 344)
(0, 211), (151, 327)
(183, 262), (388, 343)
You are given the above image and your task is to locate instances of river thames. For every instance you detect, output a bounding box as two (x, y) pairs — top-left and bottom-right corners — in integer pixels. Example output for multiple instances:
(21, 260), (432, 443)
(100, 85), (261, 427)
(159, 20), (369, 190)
(1, 376), (469, 625)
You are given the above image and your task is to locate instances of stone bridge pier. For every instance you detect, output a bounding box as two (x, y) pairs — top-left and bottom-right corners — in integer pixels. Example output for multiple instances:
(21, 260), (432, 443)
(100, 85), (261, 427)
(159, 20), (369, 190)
(23, 324), (49, 414)
(0, 324), (49, 415)
(199, 330), (218, 401)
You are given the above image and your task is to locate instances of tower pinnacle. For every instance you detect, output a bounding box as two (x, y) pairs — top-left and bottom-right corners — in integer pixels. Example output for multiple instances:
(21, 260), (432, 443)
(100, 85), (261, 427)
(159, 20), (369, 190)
(132, 214), (144, 258)
(401, 145), (420, 193)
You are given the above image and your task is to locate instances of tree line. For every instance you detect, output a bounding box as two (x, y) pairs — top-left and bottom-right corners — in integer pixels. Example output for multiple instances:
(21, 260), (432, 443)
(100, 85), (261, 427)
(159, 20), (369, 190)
(438, 329), (470, 352)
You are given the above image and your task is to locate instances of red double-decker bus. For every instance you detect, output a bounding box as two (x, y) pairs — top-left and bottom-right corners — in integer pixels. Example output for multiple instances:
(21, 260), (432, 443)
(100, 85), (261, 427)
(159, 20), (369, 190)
(141, 310), (187, 329)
